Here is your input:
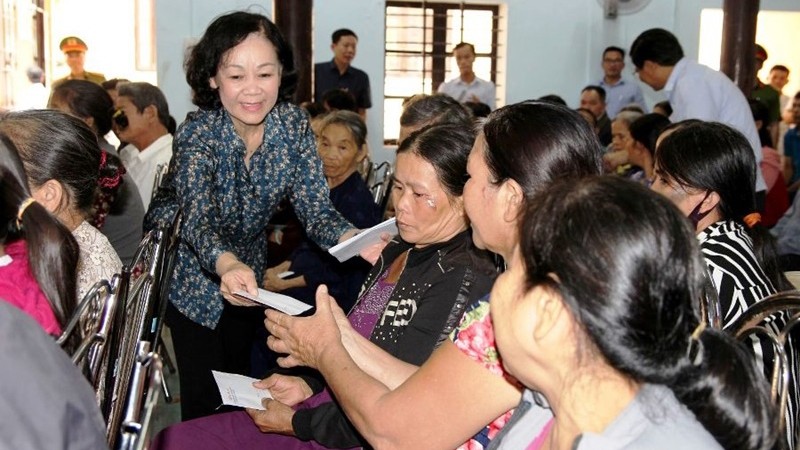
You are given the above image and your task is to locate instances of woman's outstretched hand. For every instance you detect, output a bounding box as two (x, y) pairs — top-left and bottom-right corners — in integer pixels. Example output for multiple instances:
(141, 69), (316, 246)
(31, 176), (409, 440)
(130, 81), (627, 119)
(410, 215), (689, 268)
(217, 252), (259, 306)
(265, 285), (343, 369)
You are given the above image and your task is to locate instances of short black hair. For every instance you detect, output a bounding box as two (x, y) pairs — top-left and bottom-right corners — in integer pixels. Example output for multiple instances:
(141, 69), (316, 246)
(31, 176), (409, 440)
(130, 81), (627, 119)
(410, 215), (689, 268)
(602, 46), (625, 59)
(452, 42), (475, 54)
(582, 85), (607, 102)
(332, 28), (357, 44)
(322, 89), (358, 113)
(630, 28), (684, 69)
(770, 64), (789, 74)
(185, 11), (297, 110)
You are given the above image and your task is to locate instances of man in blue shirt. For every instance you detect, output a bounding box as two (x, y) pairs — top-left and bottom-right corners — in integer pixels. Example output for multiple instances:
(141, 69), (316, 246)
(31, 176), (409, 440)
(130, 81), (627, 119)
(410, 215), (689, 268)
(314, 29), (371, 119)
(598, 46), (647, 118)
(630, 28), (767, 204)
(784, 92), (800, 198)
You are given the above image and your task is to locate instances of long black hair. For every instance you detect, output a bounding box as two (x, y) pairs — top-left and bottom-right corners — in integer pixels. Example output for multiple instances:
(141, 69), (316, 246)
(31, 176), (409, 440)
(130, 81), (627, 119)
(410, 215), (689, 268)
(519, 175), (775, 450)
(0, 110), (103, 218)
(655, 120), (791, 291)
(481, 101), (603, 200)
(0, 134), (80, 350)
(185, 11), (297, 109)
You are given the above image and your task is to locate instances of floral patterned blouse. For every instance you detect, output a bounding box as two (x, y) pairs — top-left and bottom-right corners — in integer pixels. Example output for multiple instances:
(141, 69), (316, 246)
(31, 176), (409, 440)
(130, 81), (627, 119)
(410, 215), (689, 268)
(451, 295), (515, 450)
(144, 103), (352, 328)
(73, 220), (123, 300)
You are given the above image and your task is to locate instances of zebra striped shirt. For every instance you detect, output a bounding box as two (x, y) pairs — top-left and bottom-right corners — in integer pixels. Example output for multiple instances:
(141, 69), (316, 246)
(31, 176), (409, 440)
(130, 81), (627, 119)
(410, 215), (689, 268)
(698, 219), (776, 326)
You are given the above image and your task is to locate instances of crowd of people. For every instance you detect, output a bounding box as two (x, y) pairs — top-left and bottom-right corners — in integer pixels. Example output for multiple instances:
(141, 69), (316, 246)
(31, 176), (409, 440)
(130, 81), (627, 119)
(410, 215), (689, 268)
(1, 9), (800, 450)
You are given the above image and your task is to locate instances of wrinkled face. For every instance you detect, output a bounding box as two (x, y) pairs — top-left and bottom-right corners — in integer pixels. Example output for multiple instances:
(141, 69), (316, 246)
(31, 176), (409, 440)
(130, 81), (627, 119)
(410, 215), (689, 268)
(392, 152), (465, 247)
(114, 95), (148, 146)
(332, 35), (357, 66)
(317, 123), (365, 188)
(602, 50), (625, 79)
(463, 137), (511, 255)
(210, 33), (282, 136)
(768, 69), (789, 91)
(610, 119), (632, 152)
(454, 46), (476, 76)
(65, 51), (85, 74)
(580, 90), (605, 118)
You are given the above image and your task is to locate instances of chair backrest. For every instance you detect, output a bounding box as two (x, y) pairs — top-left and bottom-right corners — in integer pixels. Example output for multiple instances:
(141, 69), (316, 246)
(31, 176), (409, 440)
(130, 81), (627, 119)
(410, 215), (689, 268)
(151, 162), (170, 201)
(728, 290), (800, 450)
(58, 275), (125, 401)
(112, 341), (163, 450)
(104, 229), (169, 440)
(369, 161), (394, 210)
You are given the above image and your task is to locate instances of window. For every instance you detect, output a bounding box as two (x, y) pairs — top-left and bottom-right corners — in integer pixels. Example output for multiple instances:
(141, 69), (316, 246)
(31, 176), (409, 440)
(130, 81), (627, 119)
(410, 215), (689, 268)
(384, 1), (500, 143)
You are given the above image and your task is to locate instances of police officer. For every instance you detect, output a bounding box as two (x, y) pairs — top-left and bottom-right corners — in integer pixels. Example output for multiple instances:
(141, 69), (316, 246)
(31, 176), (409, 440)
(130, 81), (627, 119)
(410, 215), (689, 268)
(53, 36), (106, 87)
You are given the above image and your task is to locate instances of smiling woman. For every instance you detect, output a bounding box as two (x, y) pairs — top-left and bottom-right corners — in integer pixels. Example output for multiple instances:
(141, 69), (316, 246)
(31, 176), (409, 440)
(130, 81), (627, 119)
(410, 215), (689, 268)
(143, 11), (360, 421)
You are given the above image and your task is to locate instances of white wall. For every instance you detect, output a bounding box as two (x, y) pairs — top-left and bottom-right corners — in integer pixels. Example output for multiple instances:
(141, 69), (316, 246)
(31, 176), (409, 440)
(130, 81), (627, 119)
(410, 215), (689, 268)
(155, 0), (800, 164)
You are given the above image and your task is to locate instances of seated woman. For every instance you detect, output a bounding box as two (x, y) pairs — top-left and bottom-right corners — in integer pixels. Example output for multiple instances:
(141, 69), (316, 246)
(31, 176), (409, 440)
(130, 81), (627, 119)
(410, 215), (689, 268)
(152, 123), (499, 449)
(652, 120), (796, 446)
(603, 110), (642, 175)
(49, 79), (146, 266)
(625, 113), (671, 185)
(0, 110), (123, 299)
(0, 134), (79, 346)
(488, 175), (775, 449)
(262, 102), (602, 450)
(263, 110), (381, 311)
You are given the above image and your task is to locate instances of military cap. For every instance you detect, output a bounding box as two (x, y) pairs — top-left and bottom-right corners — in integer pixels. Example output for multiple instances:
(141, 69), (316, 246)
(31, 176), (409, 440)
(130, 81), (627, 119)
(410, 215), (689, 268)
(60, 36), (88, 53)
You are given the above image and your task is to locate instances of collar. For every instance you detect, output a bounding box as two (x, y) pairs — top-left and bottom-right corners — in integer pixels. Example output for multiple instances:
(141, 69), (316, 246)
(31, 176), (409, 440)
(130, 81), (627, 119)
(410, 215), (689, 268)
(133, 134), (173, 162)
(326, 59), (351, 75)
(599, 77), (625, 87)
(664, 57), (688, 97)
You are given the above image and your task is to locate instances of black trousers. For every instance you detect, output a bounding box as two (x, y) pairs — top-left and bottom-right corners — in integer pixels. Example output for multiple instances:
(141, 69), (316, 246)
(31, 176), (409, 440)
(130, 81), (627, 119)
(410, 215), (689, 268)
(166, 301), (264, 421)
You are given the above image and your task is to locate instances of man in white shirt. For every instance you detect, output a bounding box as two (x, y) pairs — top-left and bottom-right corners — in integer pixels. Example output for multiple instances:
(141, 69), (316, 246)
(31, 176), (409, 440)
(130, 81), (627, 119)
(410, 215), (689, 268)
(630, 28), (767, 204)
(437, 42), (496, 110)
(115, 82), (173, 212)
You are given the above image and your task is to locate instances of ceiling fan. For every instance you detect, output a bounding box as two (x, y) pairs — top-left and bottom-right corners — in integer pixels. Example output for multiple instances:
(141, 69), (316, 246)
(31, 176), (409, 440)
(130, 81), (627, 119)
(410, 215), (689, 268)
(598, 0), (652, 18)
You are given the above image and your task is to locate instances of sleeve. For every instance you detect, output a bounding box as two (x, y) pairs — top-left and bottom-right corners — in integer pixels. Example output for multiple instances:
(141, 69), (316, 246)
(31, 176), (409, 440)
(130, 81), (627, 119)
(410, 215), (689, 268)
(286, 114), (354, 250)
(633, 85), (648, 113)
(171, 123), (234, 273)
(292, 401), (368, 448)
(485, 81), (497, 110)
(359, 72), (372, 109)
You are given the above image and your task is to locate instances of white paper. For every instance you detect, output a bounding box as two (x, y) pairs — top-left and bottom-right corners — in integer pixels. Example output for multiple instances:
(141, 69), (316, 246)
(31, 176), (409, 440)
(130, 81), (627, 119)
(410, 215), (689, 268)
(212, 371), (273, 410)
(328, 218), (398, 262)
(233, 288), (312, 315)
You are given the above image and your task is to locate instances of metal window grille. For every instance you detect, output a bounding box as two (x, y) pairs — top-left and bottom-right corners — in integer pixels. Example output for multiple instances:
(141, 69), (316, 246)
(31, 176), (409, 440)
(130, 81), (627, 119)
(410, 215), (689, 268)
(384, 1), (501, 144)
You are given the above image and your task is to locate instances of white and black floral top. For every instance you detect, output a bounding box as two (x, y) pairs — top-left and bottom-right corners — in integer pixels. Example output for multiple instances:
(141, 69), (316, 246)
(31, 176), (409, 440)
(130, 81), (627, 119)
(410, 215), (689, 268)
(73, 220), (122, 300)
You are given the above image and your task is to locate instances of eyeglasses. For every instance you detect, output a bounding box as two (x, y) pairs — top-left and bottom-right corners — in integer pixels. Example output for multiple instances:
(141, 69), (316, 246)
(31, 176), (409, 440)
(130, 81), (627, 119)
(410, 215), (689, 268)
(113, 109), (129, 129)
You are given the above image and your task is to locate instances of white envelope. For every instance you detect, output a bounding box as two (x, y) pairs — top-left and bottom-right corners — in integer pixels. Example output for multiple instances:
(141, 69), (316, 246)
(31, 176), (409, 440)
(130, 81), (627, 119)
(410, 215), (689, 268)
(328, 218), (398, 262)
(232, 288), (312, 316)
(212, 371), (273, 410)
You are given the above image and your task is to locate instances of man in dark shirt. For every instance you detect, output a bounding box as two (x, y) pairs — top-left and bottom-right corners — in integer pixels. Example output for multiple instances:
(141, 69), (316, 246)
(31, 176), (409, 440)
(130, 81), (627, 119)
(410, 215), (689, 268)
(314, 28), (371, 118)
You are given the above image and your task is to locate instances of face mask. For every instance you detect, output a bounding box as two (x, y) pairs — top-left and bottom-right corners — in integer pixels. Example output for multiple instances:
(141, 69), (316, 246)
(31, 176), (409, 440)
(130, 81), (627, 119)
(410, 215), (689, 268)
(688, 191), (712, 228)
